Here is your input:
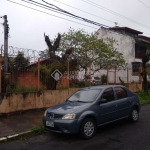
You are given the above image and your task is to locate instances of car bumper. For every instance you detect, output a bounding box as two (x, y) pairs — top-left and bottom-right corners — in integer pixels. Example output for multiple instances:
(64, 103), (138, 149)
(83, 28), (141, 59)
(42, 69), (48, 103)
(42, 117), (81, 134)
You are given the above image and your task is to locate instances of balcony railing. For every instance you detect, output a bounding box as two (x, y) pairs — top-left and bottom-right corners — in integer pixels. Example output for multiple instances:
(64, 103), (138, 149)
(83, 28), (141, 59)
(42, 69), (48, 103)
(135, 52), (145, 59)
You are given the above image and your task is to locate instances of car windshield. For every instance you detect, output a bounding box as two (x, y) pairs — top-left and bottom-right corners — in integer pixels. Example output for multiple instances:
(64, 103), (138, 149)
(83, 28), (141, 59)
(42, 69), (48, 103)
(68, 89), (101, 102)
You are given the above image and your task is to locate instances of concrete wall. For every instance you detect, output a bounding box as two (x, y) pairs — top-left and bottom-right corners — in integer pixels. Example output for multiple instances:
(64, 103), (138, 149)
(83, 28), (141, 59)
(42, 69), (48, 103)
(126, 83), (142, 93)
(0, 83), (142, 114)
(0, 88), (78, 114)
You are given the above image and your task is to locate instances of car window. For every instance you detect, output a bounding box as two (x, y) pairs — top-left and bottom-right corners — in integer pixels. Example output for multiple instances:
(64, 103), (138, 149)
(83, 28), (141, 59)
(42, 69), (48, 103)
(68, 89), (101, 102)
(101, 88), (114, 102)
(114, 87), (128, 99)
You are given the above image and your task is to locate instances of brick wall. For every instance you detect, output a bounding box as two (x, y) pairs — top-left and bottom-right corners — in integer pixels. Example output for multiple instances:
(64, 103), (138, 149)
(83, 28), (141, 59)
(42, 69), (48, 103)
(57, 75), (68, 88)
(17, 72), (39, 88)
(17, 73), (68, 89)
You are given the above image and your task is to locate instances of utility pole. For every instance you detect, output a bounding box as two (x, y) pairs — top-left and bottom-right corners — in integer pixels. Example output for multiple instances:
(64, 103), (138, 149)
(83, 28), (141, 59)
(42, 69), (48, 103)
(3, 15), (9, 73)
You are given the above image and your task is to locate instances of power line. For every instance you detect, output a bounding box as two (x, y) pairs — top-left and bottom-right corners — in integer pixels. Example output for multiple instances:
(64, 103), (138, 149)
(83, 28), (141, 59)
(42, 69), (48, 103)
(41, 0), (110, 27)
(52, 0), (122, 25)
(52, 0), (150, 36)
(138, 0), (150, 9)
(7, 0), (150, 36)
(21, 0), (110, 27)
(81, 0), (150, 29)
(21, 0), (89, 22)
(20, 0), (109, 28)
(7, 0), (98, 30)
(24, 0), (150, 36)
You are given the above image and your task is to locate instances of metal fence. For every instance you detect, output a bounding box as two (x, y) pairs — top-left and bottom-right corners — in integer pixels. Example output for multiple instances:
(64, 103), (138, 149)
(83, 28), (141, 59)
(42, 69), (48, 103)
(0, 46), (142, 93)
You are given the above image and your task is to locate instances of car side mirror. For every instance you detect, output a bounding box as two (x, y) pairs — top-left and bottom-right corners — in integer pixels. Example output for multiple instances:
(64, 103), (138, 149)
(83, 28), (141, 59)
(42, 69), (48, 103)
(99, 98), (107, 104)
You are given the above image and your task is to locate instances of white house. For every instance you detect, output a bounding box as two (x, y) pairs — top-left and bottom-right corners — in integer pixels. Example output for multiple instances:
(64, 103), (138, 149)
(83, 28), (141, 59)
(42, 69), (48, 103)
(92, 26), (150, 83)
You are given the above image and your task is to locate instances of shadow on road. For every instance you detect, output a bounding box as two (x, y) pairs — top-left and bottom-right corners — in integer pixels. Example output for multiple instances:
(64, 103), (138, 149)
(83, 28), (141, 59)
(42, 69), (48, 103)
(46, 119), (130, 142)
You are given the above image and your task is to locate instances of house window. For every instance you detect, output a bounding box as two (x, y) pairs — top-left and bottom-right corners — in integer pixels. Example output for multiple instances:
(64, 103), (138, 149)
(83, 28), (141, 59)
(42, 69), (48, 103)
(132, 62), (142, 76)
(135, 44), (146, 59)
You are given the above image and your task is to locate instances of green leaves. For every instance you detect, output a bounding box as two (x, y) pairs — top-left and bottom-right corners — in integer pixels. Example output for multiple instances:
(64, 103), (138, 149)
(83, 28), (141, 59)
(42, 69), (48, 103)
(59, 28), (125, 75)
(9, 52), (29, 73)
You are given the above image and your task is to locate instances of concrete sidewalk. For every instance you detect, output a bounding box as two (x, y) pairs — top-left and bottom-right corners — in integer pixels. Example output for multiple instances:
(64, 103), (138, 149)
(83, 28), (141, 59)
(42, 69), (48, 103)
(0, 109), (45, 139)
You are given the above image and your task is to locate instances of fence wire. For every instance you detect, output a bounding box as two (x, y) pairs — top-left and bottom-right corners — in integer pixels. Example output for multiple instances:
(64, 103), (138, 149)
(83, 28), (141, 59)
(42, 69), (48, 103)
(1, 45), (39, 63)
(0, 45), (142, 93)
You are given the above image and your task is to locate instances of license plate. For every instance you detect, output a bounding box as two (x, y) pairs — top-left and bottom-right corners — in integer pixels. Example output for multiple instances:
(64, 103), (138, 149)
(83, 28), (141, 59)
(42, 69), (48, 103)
(46, 121), (54, 127)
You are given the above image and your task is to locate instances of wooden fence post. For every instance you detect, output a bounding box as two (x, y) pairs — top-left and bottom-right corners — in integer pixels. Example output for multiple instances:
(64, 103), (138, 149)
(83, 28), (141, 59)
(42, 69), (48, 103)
(89, 65), (91, 87)
(0, 55), (2, 93)
(127, 68), (129, 84)
(68, 61), (69, 94)
(139, 67), (142, 84)
(107, 66), (108, 85)
(38, 58), (40, 91)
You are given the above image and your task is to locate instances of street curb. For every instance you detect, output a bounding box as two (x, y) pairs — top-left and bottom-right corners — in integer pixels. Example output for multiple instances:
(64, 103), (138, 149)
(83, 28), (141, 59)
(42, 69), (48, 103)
(0, 131), (32, 143)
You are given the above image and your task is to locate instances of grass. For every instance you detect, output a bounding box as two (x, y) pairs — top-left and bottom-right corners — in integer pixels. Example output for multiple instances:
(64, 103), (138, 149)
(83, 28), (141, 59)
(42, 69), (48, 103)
(0, 126), (46, 144)
(30, 126), (46, 135)
(137, 90), (150, 105)
(56, 86), (68, 90)
(6, 87), (46, 93)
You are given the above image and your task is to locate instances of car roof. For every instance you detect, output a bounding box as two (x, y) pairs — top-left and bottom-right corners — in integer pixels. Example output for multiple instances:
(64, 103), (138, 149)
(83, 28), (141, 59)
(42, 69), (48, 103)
(80, 85), (126, 90)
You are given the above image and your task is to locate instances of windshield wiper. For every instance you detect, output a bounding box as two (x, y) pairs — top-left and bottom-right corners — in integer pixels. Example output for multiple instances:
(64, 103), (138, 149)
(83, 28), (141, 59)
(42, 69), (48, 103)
(66, 99), (73, 102)
(75, 100), (89, 103)
(67, 100), (89, 103)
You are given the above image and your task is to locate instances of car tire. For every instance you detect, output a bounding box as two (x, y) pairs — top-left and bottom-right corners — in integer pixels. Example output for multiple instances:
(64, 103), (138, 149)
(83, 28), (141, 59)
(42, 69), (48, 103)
(79, 118), (96, 139)
(129, 107), (139, 123)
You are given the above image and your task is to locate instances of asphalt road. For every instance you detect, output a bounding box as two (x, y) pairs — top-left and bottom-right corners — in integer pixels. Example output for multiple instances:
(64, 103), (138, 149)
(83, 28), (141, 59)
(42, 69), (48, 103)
(1, 104), (150, 150)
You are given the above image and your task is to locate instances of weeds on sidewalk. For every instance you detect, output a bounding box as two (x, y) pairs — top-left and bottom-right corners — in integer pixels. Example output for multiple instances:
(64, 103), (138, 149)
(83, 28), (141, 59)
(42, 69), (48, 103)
(30, 126), (46, 135)
(138, 90), (150, 104)
(0, 126), (47, 144)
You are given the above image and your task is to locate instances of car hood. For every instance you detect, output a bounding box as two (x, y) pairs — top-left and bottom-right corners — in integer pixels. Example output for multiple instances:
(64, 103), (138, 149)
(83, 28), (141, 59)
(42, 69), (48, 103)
(47, 101), (90, 114)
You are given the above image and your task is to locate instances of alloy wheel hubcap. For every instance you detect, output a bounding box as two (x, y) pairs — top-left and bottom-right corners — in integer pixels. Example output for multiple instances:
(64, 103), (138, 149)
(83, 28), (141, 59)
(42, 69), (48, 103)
(84, 121), (94, 136)
(132, 110), (138, 120)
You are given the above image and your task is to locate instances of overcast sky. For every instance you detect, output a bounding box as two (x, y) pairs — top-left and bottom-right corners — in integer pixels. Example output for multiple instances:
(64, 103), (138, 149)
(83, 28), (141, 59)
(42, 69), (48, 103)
(1, 0), (150, 52)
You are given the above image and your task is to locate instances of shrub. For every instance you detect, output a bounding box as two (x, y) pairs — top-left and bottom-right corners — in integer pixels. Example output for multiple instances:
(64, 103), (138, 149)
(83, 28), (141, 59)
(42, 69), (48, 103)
(101, 74), (107, 84)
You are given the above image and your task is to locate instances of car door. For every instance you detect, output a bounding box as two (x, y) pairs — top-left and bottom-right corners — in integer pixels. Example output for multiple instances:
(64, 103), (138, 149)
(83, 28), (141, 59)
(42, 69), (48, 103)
(114, 87), (130, 118)
(98, 88), (118, 125)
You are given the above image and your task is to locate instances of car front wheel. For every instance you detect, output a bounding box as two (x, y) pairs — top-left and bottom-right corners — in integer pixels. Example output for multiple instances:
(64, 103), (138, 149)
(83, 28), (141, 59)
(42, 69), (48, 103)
(129, 107), (139, 123)
(80, 118), (96, 139)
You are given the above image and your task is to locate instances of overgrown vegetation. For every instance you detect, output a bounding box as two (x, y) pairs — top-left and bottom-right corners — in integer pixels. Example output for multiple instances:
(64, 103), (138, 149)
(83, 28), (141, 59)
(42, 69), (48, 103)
(4, 28), (126, 93)
(56, 86), (68, 90)
(137, 90), (150, 104)
(59, 28), (126, 80)
(30, 126), (46, 135)
(101, 74), (107, 84)
(6, 87), (46, 93)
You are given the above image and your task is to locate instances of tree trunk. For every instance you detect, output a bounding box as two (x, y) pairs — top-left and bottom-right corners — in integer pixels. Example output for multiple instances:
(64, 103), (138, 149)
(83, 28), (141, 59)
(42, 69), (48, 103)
(143, 66), (149, 95)
(84, 68), (88, 83)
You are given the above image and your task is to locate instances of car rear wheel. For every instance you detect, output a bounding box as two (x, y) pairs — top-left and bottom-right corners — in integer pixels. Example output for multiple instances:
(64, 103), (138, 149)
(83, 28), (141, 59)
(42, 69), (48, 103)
(129, 107), (139, 123)
(80, 118), (96, 139)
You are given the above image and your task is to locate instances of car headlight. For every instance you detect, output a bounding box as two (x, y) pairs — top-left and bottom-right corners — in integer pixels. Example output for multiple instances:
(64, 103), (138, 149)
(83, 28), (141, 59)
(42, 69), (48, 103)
(62, 113), (76, 120)
(44, 110), (47, 117)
